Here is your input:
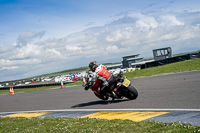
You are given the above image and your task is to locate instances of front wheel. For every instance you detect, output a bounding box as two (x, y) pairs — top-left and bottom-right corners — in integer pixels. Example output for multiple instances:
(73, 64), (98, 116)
(125, 86), (138, 100)
(94, 92), (109, 101)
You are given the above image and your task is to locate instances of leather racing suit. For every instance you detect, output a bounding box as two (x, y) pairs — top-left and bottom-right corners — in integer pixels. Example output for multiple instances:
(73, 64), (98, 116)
(94, 64), (115, 90)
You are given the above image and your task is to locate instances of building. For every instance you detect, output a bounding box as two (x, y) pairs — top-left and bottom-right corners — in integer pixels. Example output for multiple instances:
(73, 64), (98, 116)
(122, 54), (143, 68)
(131, 59), (154, 69)
(106, 63), (122, 70)
(153, 47), (172, 61)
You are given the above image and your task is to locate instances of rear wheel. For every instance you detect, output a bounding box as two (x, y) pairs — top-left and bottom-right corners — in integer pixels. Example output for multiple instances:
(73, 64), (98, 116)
(125, 86), (138, 100)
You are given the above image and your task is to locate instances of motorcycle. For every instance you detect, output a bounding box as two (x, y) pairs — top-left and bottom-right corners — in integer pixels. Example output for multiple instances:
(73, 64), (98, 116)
(84, 71), (138, 101)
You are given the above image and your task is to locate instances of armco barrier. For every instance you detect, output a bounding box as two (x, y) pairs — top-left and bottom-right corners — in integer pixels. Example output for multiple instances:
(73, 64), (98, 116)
(0, 82), (74, 90)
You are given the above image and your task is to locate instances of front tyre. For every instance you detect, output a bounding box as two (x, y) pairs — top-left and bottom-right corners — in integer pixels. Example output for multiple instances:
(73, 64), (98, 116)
(94, 92), (109, 101)
(125, 86), (138, 100)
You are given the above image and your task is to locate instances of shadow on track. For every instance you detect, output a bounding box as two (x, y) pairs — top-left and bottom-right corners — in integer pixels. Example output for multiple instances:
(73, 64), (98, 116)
(71, 99), (130, 108)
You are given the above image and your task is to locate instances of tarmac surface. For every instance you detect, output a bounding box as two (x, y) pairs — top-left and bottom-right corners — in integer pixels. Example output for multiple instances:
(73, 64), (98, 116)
(0, 70), (200, 125)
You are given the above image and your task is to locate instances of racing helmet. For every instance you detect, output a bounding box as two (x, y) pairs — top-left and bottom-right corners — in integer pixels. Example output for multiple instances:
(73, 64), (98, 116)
(89, 61), (98, 72)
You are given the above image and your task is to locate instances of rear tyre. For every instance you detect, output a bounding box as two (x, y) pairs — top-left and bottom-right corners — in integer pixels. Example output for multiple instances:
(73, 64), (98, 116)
(125, 86), (138, 100)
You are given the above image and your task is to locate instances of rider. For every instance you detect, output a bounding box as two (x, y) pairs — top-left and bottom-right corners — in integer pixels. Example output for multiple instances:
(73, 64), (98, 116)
(87, 61), (117, 97)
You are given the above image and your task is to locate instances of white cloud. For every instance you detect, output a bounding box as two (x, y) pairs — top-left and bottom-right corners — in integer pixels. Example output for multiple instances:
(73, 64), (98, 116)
(13, 44), (41, 59)
(46, 49), (61, 57)
(160, 15), (184, 26)
(16, 31), (46, 47)
(0, 59), (41, 66)
(66, 45), (81, 51)
(135, 15), (159, 30)
(106, 30), (123, 42)
(160, 34), (175, 40)
(194, 24), (200, 29)
(0, 59), (12, 65)
(106, 45), (120, 53)
(1, 10), (200, 81)
(0, 66), (18, 71)
(106, 29), (131, 42)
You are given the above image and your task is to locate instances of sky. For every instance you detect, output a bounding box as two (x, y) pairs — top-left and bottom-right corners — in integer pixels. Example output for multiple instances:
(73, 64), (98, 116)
(0, 0), (200, 82)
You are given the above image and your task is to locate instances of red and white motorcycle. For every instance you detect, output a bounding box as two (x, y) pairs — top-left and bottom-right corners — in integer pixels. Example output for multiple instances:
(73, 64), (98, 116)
(83, 71), (138, 100)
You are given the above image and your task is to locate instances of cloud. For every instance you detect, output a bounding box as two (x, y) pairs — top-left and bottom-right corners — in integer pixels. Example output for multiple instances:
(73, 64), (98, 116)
(193, 24), (200, 30)
(66, 45), (81, 51)
(135, 14), (159, 30)
(0, 59), (41, 66)
(1, 10), (200, 81)
(160, 15), (184, 26)
(0, 66), (18, 71)
(106, 29), (131, 42)
(106, 45), (120, 53)
(11, 44), (41, 59)
(16, 30), (46, 47)
(46, 48), (61, 57)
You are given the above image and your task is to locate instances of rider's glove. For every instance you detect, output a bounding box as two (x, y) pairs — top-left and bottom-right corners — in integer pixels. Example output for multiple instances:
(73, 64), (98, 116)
(83, 84), (89, 90)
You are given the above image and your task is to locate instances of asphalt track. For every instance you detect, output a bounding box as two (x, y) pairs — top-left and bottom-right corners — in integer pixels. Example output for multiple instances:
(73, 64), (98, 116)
(1, 70), (200, 125)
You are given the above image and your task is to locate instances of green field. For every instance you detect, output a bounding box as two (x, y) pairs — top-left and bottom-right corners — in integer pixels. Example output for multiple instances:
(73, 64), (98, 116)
(124, 58), (200, 79)
(0, 82), (81, 95)
(0, 117), (200, 133)
(0, 58), (200, 132)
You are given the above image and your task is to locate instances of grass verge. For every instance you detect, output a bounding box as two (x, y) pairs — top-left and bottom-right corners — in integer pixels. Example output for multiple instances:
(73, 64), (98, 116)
(0, 86), (59, 95)
(0, 117), (199, 133)
(124, 58), (200, 79)
(0, 82), (83, 95)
